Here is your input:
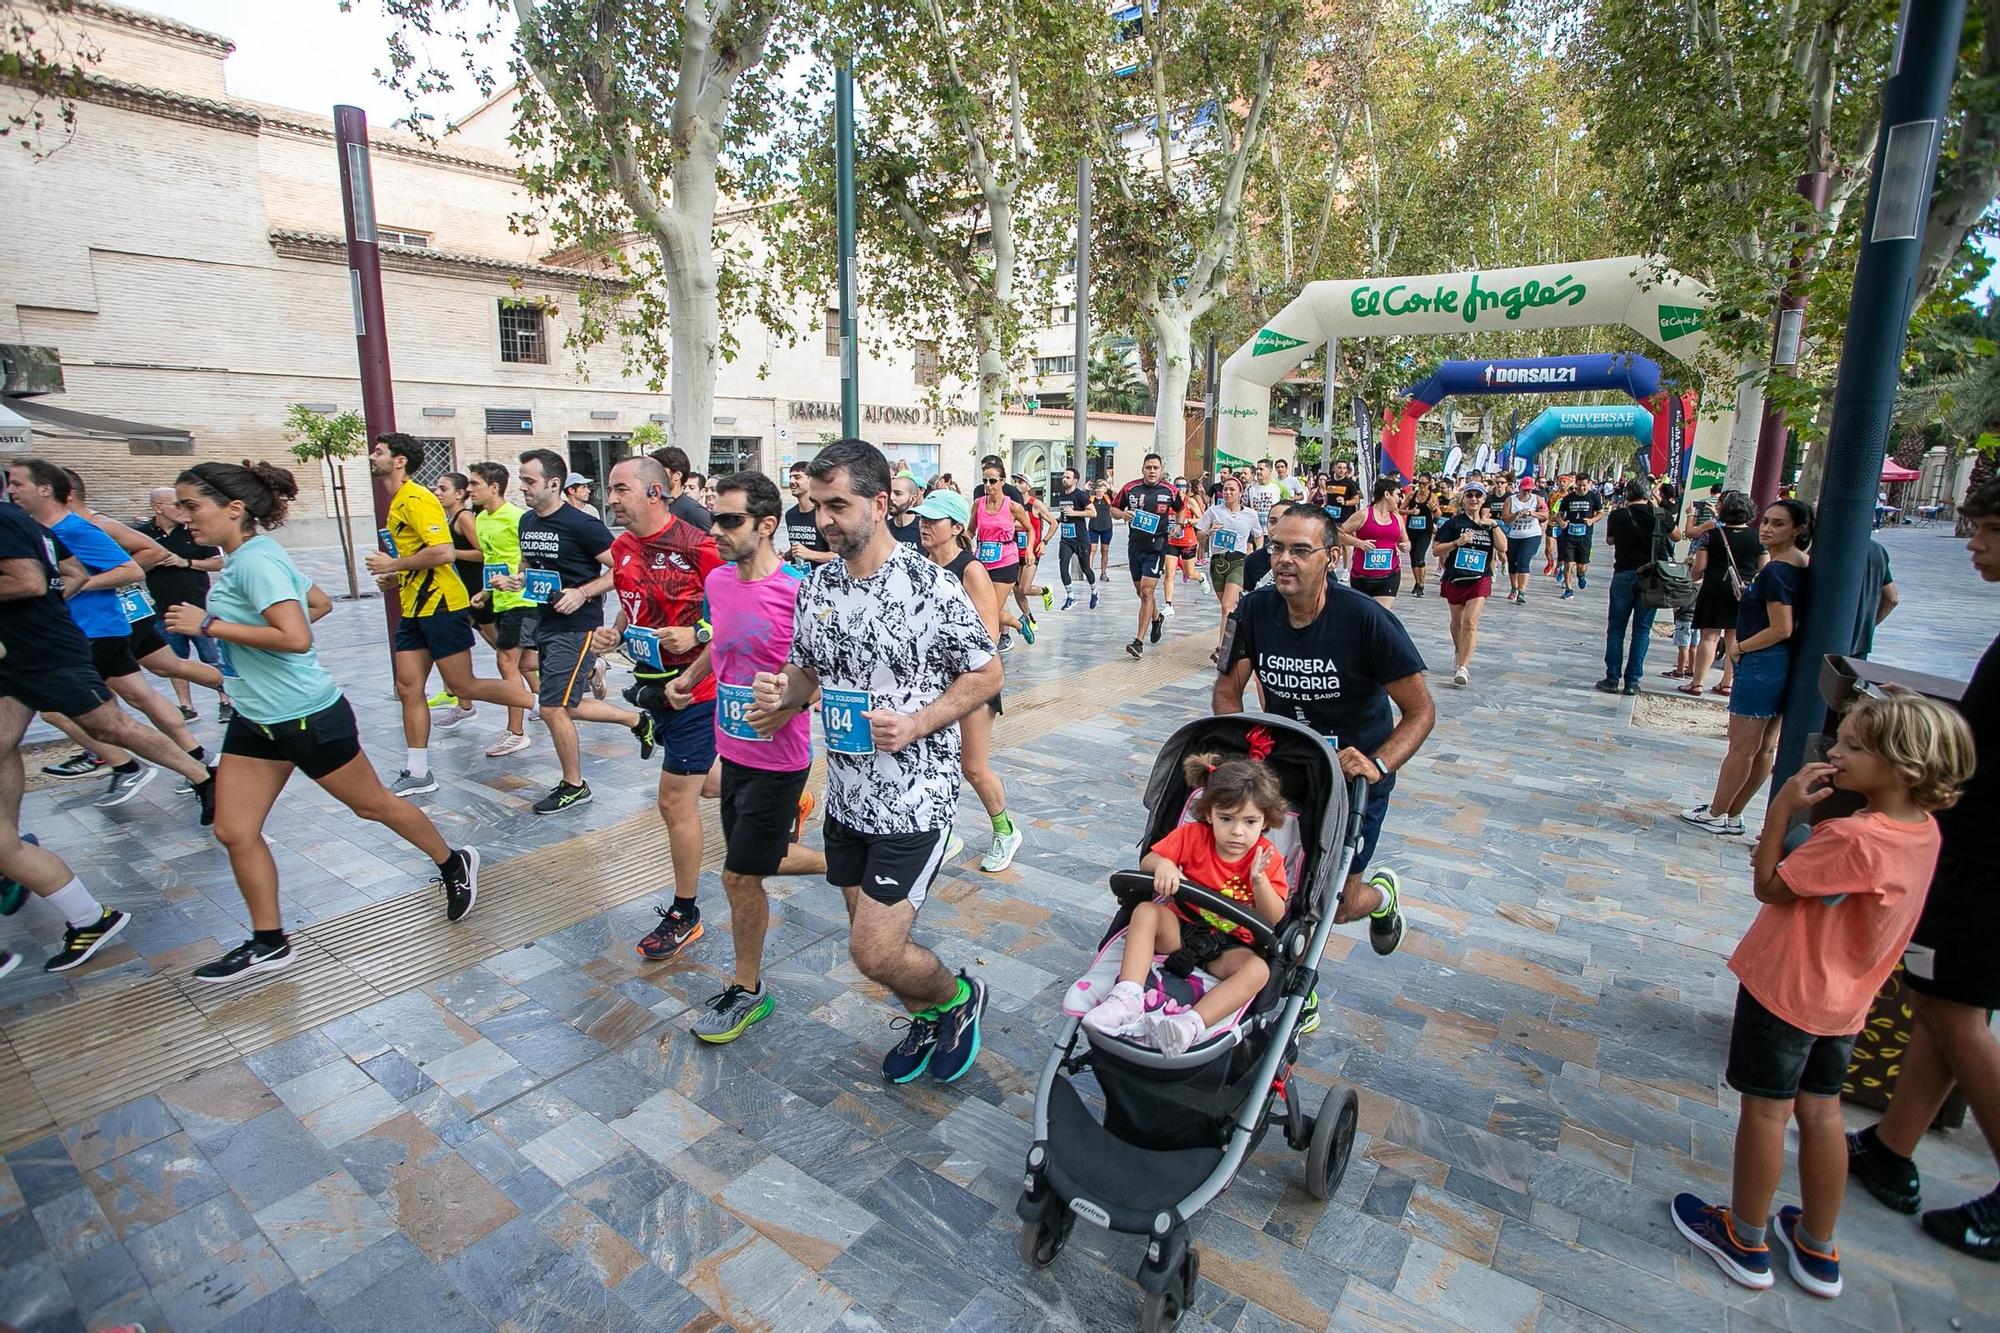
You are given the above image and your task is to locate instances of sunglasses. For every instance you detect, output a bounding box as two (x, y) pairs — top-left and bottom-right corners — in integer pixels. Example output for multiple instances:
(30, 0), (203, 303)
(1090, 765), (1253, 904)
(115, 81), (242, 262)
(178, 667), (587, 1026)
(711, 512), (755, 529)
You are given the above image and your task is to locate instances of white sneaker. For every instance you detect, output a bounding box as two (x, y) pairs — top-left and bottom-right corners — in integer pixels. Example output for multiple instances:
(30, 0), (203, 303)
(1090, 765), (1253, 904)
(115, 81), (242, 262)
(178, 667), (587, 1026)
(1148, 1009), (1206, 1057)
(981, 825), (1024, 874)
(1452, 666), (1470, 688)
(486, 730), (531, 758)
(1159, 602), (1176, 618)
(1721, 814), (1746, 836)
(944, 830), (965, 862)
(1679, 803), (1731, 833)
(434, 704), (475, 731)
(1082, 981), (1148, 1038)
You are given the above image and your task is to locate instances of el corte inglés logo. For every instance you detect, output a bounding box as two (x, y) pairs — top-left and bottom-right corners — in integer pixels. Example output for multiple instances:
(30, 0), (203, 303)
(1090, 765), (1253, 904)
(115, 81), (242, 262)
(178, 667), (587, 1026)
(1348, 272), (1588, 324)
(1251, 328), (1309, 357)
(1658, 305), (1707, 341)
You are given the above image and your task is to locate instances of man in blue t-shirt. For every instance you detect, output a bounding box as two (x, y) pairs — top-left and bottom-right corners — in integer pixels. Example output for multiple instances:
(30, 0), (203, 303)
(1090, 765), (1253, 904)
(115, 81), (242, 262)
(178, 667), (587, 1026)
(1214, 506), (1436, 1028)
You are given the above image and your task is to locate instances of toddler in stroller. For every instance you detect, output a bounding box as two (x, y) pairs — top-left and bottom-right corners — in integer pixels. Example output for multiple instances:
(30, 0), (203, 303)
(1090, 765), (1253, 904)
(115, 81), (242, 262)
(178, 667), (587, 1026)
(1017, 713), (1369, 1332)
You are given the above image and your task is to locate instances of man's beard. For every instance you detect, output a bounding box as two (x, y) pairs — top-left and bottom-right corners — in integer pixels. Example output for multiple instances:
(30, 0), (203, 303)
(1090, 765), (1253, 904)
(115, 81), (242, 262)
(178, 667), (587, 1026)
(829, 516), (874, 559)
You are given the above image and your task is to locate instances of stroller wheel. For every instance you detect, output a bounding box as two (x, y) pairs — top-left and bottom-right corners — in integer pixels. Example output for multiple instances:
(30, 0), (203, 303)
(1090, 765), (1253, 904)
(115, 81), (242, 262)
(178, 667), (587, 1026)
(1141, 1284), (1183, 1333)
(1018, 1210), (1073, 1269)
(1305, 1084), (1359, 1200)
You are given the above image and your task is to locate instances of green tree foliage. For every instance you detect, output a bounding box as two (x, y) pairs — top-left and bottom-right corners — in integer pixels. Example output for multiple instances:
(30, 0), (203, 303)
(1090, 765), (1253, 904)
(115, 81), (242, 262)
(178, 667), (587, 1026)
(283, 404), (368, 598)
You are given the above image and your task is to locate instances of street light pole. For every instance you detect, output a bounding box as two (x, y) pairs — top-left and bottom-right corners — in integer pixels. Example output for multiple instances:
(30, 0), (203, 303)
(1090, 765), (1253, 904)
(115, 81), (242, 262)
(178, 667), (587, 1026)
(835, 65), (860, 441)
(332, 105), (399, 648)
(1772, 0), (1967, 788)
(1072, 153), (1091, 477)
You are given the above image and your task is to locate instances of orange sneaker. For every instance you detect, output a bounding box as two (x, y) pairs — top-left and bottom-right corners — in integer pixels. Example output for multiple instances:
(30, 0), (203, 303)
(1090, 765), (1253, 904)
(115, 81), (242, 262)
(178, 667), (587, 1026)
(794, 789), (816, 842)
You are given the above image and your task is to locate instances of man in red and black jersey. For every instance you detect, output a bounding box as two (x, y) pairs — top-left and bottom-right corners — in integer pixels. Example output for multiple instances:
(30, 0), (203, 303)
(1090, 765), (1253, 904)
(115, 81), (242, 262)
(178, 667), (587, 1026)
(590, 457), (725, 961)
(1110, 452), (1182, 659)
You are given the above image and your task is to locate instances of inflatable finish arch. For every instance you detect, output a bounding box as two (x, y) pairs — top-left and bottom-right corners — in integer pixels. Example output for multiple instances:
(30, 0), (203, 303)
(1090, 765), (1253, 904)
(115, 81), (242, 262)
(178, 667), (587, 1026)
(1382, 353), (1664, 478)
(1506, 405), (1655, 469)
(1219, 256), (1734, 487)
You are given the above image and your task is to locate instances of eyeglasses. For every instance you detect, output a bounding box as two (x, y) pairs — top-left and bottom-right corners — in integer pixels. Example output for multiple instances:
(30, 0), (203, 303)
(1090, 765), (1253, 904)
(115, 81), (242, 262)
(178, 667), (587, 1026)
(711, 512), (754, 529)
(1270, 542), (1328, 561)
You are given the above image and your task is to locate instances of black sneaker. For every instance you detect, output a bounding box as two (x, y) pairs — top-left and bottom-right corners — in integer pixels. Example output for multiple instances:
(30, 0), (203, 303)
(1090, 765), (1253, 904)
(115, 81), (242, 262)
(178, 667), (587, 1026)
(440, 848), (480, 923)
(44, 908), (129, 973)
(193, 936), (292, 984)
(1366, 869), (1405, 956)
(1126, 639), (1144, 659)
(532, 781), (592, 815)
(636, 904), (703, 961)
(178, 704), (198, 721)
(882, 1010), (940, 1084)
(928, 971), (987, 1083)
(1921, 1185), (2000, 1261)
(631, 711), (658, 760)
(217, 701), (235, 724)
(1621, 683), (1640, 696)
(1149, 615), (1164, 644)
(193, 769), (217, 828)
(42, 751), (105, 780)
(1846, 1128), (1920, 1213)
(1593, 678), (1621, 694)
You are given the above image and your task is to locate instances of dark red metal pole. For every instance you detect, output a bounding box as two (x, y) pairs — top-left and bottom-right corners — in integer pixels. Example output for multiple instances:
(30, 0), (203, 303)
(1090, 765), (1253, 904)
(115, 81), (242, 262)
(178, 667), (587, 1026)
(333, 105), (400, 643)
(1750, 170), (1832, 509)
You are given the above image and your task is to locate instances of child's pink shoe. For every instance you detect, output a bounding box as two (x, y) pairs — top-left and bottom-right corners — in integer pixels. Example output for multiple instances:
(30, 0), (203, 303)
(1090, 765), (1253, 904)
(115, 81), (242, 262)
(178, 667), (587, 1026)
(1149, 1009), (1206, 1056)
(1082, 980), (1147, 1038)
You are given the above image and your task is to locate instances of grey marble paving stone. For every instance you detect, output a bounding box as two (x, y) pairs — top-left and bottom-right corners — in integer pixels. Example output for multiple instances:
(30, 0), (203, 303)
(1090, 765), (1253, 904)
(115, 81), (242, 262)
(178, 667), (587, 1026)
(202, 1108), (341, 1214)
(57, 1095), (181, 1172)
(324, 1248), (491, 1333)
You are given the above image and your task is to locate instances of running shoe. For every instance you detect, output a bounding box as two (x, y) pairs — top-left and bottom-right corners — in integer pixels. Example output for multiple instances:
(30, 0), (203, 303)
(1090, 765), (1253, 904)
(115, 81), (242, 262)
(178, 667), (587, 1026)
(1089, 590), (1099, 609)
(178, 704), (198, 721)
(631, 711), (658, 760)
(1517, 591), (1529, 605)
(433, 704), (475, 730)
(1679, 803), (1732, 832)
(1149, 1009), (1205, 1057)
(427, 690), (458, 708)
(1846, 1128), (1921, 1213)
(1159, 602), (1175, 619)
(1577, 574), (1588, 590)
(193, 936), (292, 983)
(1019, 618), (1036, 646)
(981, 825), (1024, 874)
(1061, 593), (1076, 611)
(1721, 814), (1746, 836)
(1149, 615), (1164, 645)
(533, 781), (592, 816)
(692, 984), (774, 1043)
(0, 833), (38, 916)
(486, 730), (532, 758)
(1561, 588), (1575, 601)
(95, 765), (155, 809)
(795, 788), (816, 842)
(217, 701), (234, 724)
(44, 751), (106, 780)
(440, 847), (479, 923)
(1041, 586), (1053, 611)
(591, 666), (608, 700)
(882, 1009), (940, 1083)
(390, 769), (439, 798)
(1367, 869), (1405, 956)
(1920, 1185), (2000, 1261)
(1126, 640), (1144, 659)
(928, 971), (987, 1082)
(1594, 678), (1621, 694)
(944, 830), (965, 862)
(0, 949), (17, 982)
(44, 908), (129, 973)
(997, 632), (1014, 654)
(1670, 1194), (1773, 1290)
(1773, 1206), (1842, 1296)
(1452, 666), (1469, 687)
(1298, 989), (1321, 1035)
(193, 770), (217, 828)
(636, 904), (703, 960)
(1412, 585), (1425, 598)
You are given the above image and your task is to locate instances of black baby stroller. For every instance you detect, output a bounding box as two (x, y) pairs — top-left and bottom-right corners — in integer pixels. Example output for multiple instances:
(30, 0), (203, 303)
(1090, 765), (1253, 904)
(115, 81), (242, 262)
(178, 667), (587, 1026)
(1015, 712), (1369, 1332)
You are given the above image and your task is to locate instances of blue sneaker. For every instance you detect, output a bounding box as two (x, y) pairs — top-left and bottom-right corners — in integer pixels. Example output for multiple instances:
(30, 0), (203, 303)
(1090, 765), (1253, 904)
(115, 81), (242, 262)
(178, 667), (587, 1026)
(1671, 1194), (1773, 1290)
(882, 1010), (939, 1083)
(928, 971), (987, 1083)
(1561, 587), (1574, 601)
(1089, 590), (1099, 609)
(1774, 1207), (1842, 1297)
(1577, 573), (1588, 591)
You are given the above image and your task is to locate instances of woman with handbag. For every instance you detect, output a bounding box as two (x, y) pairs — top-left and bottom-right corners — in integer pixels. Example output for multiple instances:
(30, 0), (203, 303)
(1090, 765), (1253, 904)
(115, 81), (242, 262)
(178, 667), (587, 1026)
(1597, 480), (1681, 696)
(1684, 491), (1765, 696)
(1682, 499), (1813, 835)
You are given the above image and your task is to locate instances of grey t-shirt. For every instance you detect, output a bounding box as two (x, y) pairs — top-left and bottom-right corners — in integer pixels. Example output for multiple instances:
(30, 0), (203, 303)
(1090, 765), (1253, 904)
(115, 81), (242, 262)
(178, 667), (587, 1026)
(670, 492), (713, 533)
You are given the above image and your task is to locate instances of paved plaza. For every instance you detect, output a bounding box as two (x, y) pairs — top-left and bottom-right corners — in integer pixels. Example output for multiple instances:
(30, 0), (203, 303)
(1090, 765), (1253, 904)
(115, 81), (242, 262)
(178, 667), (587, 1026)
(1, 524), (1995, 1333)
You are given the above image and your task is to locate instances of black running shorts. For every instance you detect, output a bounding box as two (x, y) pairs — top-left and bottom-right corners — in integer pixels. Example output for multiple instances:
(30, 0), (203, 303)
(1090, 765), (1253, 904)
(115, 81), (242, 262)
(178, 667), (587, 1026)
(223, 696), (363, 780)
(719, 759), (811, 878)
(824, 814), (949, 912)
(0, 644), (114, 717)
(89, 634), (141, 681)
(128, 616), (169, 661)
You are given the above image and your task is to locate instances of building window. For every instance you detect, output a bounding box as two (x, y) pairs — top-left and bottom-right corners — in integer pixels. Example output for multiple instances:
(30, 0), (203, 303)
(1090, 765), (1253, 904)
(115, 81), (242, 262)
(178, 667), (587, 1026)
(409, 437), (455, 487)
(1034, 355), (1076, 377)
(824, 307), (841, 358)
(1045, 304), (1076, 326)
(914, 340), (941, 387)
(379, 227), (431, 248)
(499, 300), (548, 364)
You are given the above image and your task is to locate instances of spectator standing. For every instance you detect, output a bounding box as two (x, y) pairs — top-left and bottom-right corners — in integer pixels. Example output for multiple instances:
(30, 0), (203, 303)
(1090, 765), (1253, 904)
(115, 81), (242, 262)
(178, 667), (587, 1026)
(1684, 491), (1764, 696)
(1596, 479), (1676, 696)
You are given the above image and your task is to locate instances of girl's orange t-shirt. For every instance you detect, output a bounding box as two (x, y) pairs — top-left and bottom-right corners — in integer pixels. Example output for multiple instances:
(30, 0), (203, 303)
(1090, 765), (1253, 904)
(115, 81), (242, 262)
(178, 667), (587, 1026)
(1150, 822), (1289, 943)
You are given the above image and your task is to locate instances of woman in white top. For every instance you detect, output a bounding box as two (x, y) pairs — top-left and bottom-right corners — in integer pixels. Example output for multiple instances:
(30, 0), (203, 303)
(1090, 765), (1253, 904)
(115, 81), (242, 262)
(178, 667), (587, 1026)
(1196, 475), (1265, 661)
(1501, 478), (1548, 605)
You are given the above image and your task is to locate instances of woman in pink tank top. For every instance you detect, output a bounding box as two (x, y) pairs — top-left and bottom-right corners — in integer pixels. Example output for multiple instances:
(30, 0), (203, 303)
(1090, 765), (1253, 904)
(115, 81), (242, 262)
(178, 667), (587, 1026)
(974, 466), (1034, 645)
(1342, 477), (1412, 608)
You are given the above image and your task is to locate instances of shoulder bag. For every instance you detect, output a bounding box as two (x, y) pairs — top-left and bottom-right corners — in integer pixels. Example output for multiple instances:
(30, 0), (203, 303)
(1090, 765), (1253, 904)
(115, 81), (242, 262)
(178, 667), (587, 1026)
(1637, 509), (1697, 611)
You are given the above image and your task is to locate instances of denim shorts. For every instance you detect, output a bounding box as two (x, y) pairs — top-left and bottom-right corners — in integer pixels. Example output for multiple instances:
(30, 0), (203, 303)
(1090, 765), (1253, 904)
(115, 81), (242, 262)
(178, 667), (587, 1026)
(1725, 985), (1855, 1101)
(1729, 646), (1790, 719)
(164, 629), (223, 667)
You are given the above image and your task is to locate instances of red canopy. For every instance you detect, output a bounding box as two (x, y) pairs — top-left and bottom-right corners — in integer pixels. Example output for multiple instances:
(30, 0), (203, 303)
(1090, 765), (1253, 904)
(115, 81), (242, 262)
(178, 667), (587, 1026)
(1881, 459), (1921, 481)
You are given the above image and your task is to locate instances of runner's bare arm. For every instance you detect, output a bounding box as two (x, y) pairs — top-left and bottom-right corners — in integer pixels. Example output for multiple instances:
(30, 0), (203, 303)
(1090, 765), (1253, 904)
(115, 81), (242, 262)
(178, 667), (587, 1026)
(72, 558), (145, 594)
(1373, 672), (1436, 775)
(0, 557), (49, 600)
(1211, 655), (1253, 715)
(93, 513), (170, 570)
(306, 583), (333, 621)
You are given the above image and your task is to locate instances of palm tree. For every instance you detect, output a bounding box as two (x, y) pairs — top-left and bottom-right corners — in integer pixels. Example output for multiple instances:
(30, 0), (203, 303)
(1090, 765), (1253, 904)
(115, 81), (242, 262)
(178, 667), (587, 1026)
(1892, 299), (1999, 527)
(1088, 343), (1152, 415)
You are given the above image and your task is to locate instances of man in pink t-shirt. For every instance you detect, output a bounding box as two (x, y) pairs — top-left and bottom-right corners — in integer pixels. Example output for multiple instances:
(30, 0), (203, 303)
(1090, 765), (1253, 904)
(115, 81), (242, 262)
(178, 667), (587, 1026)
(663, 471), (827, 1044)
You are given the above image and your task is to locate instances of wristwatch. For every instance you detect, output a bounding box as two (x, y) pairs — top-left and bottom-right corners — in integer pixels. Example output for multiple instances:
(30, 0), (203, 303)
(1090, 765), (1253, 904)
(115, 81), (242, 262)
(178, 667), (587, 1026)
(693, 620), (712, 646)
(1370, 754), (1391, 780)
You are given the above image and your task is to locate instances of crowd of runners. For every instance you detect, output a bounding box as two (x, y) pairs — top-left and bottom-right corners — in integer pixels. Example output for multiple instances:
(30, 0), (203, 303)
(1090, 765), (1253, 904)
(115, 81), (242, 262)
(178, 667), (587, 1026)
(1, 438), (1995, 1278)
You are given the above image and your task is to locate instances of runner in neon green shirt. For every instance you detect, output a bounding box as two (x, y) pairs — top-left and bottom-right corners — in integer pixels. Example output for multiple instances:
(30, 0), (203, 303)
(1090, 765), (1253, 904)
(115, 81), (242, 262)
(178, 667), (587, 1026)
(466, 462), (537, 754)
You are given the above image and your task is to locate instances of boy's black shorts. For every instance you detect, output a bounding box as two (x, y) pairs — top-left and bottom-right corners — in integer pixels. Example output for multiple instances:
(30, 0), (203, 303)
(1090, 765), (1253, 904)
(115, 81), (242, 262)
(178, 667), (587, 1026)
(1725, 985), (1855, 1101)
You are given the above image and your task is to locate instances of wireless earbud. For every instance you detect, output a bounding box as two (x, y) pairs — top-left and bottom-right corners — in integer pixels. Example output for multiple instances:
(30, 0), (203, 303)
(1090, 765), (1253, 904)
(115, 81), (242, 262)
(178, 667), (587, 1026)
(647, 486), (662, 499)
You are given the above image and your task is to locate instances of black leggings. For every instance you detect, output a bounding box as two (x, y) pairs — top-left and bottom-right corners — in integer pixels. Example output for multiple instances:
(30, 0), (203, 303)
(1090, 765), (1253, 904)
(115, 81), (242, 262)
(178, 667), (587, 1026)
(1059, 538), (1096, 588)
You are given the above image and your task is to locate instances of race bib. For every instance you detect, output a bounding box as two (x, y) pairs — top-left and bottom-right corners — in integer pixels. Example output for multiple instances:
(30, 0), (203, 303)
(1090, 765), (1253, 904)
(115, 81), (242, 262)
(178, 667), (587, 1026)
(1567, 522), (1588, 538)
(716, 683), (765, 742)
(821, 688), (873, 755)
(1211, 528), (1238, 553)
(1362, 548), (1394, 572)
(978, 540), (1004, 564)
(1060, 522), (1077, 540)
(1407, 516), (1427, 530)
(1453, 547), (1489, 574)
(1132, 509), (1161, 535)
(622, 625), (662, 671)
(377, 527), (396, 556)
(117, 587), (156, 623)
(1016, 531), (1029, 549)
(522, 569), (561, 604)
(483, 562), (510, 590)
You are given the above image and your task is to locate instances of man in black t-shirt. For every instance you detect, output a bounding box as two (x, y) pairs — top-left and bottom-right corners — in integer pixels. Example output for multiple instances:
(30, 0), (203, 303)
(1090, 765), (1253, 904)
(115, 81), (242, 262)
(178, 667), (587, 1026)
(1215, 506), (1434, 1013)
(1051, 466), (1096, 608)
(648, 445), (715, 534)
(1554, 481), (1604, 598)
(1599, 480), (1673, 694)
(886, 470), (924, 545)
(1324, 462), (1361, 525)
(1111, 453), (1181, 658)
(138, 486), (231, 720)
(784, 462), (834, 569)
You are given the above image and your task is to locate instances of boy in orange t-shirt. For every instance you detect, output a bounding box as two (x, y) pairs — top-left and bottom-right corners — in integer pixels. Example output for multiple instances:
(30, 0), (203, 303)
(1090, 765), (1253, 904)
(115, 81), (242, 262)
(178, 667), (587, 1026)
(1672, 694), (1975, 1301)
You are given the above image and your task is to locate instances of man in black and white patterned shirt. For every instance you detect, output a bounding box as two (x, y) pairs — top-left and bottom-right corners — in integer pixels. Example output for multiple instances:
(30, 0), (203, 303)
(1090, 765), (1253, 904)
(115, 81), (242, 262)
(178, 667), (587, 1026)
(750, 438), (1002, 1086)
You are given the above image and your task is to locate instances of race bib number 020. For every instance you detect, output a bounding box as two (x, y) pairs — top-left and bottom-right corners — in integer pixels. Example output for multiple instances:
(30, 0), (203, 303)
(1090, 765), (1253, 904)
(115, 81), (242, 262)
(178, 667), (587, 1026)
(1362, 548), (1394, 572)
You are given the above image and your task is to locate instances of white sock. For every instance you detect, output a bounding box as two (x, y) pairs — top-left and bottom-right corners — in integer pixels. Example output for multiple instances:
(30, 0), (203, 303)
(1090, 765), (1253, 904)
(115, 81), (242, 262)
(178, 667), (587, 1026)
(407, 747), (429, 777)
(47, 878), (104, 929)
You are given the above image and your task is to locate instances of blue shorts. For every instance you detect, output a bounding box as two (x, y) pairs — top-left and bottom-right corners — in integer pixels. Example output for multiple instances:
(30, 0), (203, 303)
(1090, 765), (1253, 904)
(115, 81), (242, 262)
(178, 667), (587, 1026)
(658, 697), (718, 776)
(1130, 550), (1166, 584)
(1089, 529), (1113, 546)
(394, 608), (476, 660)
(1729, 647), (1790, 720)
(1351, 770), (1395, 877)
(164, 629), (223, 667)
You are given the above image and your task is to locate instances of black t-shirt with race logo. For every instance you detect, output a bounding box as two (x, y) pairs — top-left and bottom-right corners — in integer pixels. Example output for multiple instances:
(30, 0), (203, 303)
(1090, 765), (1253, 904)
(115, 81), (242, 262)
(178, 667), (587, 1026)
(0, 503), (93, 658)
(137, 519), (219, 610)
(1225, 582), (1426, 754)
(1117, 480), (1181, 555)
(518, 503), (614, 632)
(887, 513), (922, 547)
(784, 503), (829, 564)
(1054, 488), (1092, 540)
(1435, 514), (1501, 583)
(1558, 492), (1602, 537)
(1325, 478), (1361, 524)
